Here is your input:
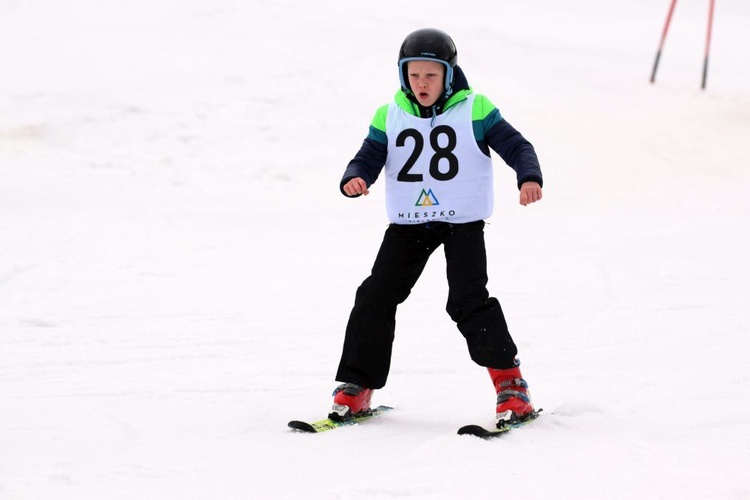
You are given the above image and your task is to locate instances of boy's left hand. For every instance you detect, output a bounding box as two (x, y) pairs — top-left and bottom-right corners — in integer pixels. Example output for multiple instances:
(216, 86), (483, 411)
(519, 181), (542, 206)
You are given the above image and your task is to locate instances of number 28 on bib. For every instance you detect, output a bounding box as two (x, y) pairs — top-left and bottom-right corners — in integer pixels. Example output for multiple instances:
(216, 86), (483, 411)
(383, 95), (494, 224)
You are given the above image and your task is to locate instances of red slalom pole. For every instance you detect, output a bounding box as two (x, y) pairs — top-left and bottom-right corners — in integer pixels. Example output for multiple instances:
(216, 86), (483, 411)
(651, 0), (679, 84)
(702, 0), (716, 90)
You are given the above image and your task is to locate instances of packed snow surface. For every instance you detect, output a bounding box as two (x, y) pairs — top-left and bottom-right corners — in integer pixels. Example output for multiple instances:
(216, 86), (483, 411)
(2, 1), (749, 498)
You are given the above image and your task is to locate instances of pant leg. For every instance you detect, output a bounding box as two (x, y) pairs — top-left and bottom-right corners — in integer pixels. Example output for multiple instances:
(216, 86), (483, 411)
(336, 224), (441, 389)
(442, 221), (518, 369)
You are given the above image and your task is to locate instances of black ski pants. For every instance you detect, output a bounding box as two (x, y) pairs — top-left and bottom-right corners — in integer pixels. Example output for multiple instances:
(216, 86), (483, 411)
(336, 220), (518, 389)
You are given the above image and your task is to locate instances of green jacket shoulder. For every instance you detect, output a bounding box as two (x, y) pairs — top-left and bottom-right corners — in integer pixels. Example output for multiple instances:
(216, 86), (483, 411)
(366, 90), (504, 144)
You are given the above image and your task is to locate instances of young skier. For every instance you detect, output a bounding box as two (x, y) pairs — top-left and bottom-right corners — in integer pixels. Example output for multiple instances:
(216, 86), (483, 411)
(331, 28), (543, 427)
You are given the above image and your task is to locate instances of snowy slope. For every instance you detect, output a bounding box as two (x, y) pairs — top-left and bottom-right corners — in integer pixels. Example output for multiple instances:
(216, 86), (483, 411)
(2, 1), (749, 499)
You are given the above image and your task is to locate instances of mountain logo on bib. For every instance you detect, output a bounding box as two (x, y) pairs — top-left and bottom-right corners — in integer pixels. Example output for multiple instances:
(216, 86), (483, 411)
(415, 188), (439, 207)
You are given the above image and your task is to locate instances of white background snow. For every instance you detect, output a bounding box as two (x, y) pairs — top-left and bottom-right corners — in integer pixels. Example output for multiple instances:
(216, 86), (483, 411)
(2, 0), (749, 498)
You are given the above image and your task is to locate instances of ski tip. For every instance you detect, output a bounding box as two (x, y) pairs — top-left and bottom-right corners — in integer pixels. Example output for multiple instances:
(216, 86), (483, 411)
(457, 424), (509, 439)
(288, 420), (317, 433)
(457, 424), (489, 436)
(459, 409), (543, 439)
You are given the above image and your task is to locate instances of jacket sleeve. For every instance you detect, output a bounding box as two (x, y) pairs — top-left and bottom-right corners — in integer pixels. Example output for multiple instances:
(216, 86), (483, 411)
(340, 106), (389, 197)
(473, 95), (543, 189)
(486, 118), (543, 189)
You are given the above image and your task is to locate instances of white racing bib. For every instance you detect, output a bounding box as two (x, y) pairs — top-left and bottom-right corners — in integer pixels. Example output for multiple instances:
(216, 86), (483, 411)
(384, 94), (494, 224)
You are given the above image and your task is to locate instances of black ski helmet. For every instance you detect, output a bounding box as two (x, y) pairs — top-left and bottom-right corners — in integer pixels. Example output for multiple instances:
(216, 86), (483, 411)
(398, 28), (458, 97)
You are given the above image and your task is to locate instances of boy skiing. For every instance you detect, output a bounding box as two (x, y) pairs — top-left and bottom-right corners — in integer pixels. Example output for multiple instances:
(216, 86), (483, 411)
(331, 28), (543, 428)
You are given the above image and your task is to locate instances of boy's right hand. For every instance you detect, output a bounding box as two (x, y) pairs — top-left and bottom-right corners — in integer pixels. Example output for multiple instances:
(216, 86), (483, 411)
(343, 177), (369, 197)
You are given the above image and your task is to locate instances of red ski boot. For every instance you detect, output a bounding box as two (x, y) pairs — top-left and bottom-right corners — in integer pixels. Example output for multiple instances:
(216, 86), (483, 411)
(329, 383), (373, 421)
(488, 361), (535, 426)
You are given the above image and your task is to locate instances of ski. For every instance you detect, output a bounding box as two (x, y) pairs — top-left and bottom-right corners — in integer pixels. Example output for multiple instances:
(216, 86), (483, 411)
(457, 409), (542, 439)
(288, 405), (394, 433)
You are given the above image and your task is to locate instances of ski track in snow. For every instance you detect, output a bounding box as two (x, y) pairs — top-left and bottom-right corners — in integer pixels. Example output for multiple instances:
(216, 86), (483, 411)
(2, 1), (750, 499)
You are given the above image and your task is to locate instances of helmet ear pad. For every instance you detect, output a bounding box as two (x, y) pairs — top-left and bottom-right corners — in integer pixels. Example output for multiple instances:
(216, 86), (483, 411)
(398, 58), (455, 98)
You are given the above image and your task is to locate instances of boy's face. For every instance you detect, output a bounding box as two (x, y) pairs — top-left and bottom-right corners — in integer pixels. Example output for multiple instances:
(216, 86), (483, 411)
(407, 60), (445, 107)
